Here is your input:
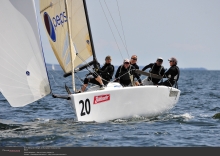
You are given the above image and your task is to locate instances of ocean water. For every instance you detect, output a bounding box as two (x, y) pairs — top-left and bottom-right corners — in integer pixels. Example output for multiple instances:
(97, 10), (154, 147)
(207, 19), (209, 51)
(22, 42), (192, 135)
(0, 70), (220, 147)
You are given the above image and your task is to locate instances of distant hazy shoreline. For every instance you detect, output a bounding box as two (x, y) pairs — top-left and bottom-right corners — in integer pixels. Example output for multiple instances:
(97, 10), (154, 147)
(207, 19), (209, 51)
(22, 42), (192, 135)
(46, 64), (208, 71)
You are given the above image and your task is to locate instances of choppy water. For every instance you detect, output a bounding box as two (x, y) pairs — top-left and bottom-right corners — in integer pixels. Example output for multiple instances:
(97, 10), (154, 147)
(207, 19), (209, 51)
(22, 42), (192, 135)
(0, 70), (220, 147)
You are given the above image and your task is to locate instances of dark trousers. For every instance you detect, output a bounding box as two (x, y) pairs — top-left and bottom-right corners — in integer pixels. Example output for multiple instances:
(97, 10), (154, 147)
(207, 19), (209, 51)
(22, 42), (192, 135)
(159, 80), (175, 87)
(120, 79), (131, 87)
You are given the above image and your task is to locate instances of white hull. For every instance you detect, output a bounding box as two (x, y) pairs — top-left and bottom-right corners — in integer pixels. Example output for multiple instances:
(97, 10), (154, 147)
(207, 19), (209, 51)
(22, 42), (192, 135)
(69, 83), (180, 123)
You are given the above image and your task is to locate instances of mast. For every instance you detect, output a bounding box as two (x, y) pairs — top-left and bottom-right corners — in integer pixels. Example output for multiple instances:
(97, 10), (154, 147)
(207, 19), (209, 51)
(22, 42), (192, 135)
(83, 0), (99, 70)
(64, 0), (76, 92)
(63, 0), (99, 78)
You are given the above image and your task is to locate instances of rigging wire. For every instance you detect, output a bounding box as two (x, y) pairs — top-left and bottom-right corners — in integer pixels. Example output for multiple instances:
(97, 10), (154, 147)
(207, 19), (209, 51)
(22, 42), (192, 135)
(75, 52), (100, 77)
(103, 0), (130, 58)
(48, 70), (63, 87)
(75, 74), (84, 85)
(99, 0), (124, 60)
(116, 0), (129, 58)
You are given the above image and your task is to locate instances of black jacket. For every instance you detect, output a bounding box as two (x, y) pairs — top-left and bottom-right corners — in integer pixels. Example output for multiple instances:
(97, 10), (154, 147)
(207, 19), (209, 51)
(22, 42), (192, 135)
(159, 65), (180, 87)
(142, 63), (165, 84)
(130, 63), (142, 83)
(115, 65), (139, 85)
(98, 63), (114, 81)
(131, 63), (139, 70)
(163, 65), (179, 82)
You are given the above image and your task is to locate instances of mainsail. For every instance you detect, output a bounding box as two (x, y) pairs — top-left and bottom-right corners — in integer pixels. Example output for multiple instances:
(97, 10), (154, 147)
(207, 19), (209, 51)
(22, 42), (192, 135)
(0, 0), (51, 107)
(39, 0), (93, 73)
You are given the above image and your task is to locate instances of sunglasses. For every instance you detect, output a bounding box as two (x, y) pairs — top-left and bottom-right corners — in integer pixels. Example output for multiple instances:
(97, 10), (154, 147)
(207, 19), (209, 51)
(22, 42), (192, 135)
(169, 61), (173, 62)
(124, 62), (129, 64)
(131, 58), (137, 60)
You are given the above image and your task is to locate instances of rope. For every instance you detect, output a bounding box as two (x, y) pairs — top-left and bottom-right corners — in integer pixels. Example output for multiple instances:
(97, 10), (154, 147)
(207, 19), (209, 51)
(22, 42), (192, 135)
(175, 82), (178, 89)
(103, 0), (129, 58)
(163, 74), (173, 87)
(116, 0), (130, 58)
(99, 0), (124, 60)
(111, 68), (137, 86)
(48, 70), (62, 87)
(74, 73), (86, 91)
(73, 1), (133, 87)
(75, 74), (84, 85)
(74, 52), (100, 78)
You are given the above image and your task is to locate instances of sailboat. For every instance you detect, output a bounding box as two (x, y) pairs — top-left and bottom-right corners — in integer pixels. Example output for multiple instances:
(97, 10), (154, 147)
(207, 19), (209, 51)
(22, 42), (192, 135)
(0, 0), (180, 123)
(52, 64), (55, 70)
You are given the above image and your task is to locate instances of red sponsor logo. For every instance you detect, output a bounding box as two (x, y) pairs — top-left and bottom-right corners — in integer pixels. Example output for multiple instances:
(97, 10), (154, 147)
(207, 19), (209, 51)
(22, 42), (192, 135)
(93, 94), (110, 104)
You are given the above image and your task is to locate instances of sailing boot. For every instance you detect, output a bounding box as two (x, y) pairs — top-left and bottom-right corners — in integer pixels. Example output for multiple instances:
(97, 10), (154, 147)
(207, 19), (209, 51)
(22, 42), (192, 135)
(99, 84), (105, 90)
(75, 91), (81, 94)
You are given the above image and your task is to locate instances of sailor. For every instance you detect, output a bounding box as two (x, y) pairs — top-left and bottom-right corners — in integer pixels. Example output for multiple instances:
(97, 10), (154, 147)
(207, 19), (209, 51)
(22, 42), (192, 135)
(115, 59), (138, 87)
(97, 55), (115, 85)
(159, 57), (180, 87)
(129, 55), (142, 86)
(80, 55), (114, 92)
(142, 57), (165, 85)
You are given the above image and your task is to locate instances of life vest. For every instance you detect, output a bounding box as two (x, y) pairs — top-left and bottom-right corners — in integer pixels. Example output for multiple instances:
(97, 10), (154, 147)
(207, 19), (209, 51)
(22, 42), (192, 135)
(149, 63), (164, 75)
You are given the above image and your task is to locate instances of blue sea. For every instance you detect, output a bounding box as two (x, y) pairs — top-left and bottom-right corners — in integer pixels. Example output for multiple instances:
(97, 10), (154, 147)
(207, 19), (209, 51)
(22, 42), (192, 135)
(0, 70), (220, 147)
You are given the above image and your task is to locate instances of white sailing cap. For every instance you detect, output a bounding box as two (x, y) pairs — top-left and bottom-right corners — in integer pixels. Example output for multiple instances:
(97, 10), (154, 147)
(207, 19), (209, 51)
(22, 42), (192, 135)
(123, 59), (130, 63)
(157, 57), (163, 61)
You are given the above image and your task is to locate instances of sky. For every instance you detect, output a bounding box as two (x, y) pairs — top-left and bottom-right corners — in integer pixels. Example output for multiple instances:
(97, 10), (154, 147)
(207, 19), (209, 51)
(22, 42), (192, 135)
(36, 0), (220, 70)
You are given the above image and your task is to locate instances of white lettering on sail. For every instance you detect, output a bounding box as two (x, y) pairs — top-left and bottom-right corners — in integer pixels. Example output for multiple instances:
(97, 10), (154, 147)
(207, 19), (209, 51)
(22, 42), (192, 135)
(93, 94), (110, 104)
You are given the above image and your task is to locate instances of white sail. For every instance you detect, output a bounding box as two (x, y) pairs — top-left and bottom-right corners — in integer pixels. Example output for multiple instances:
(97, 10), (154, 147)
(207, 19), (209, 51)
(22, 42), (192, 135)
(39, 0), (93, 73)
(68, 0), (93, 67)
(0, 0), (51, 107)
(52, 64), (55, 70)
(40, 0), (73, 74)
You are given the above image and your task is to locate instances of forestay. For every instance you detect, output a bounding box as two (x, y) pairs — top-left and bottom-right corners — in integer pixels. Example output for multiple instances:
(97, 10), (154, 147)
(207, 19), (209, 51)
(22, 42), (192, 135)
(0, 0), (51, 107)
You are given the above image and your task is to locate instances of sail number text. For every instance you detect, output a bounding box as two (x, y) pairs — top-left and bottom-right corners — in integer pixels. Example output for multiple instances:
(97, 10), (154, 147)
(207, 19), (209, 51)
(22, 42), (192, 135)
(79, 99), (91, 116)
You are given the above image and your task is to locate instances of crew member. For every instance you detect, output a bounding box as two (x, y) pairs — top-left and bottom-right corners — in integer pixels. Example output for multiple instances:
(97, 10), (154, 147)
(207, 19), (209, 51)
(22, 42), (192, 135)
(142, 57), (165, 85)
